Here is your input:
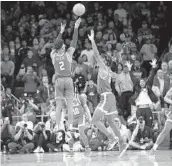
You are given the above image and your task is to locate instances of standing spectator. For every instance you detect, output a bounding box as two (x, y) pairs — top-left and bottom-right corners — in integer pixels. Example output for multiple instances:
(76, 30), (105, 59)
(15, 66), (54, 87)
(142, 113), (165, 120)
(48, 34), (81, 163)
(76, 56), (92, 81)
(1, 55), (15, 88)
(140, 37), (157, 75)
(35, 76), (54, 119)
(115, 62), (138, 120)
(83, 80), (98, 115)
(114, 3), (127, 25)
(132, 60), (147, 79)
(163, 44), (172, 63)
(81, 42), (95, 67)
(73, 67), (86, 93)
(22, 66), (40, 95)
(21, 49), (37, 68)
(129, 59), (158, 127)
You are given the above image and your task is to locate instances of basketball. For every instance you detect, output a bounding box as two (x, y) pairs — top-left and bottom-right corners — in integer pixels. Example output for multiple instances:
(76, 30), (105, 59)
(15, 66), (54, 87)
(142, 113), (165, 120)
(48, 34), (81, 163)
(73, 3), (86, 16)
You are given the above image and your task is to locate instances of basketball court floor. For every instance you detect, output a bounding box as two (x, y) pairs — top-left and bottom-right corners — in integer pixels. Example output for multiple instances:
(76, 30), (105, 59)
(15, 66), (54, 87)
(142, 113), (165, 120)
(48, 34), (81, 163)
(1, 150), (172, 166)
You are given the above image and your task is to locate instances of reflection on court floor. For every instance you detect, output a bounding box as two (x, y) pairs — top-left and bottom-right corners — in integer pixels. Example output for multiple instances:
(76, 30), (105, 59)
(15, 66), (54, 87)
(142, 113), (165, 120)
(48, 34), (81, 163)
(1, 150), (172, 166)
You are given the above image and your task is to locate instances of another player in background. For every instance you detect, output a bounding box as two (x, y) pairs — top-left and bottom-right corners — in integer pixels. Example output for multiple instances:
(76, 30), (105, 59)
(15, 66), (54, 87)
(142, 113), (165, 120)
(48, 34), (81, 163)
(88, 30), (125, 152)
(65, 85), (92, 156)
(50, 18), (82, 130)
(149, 87), (172, 155)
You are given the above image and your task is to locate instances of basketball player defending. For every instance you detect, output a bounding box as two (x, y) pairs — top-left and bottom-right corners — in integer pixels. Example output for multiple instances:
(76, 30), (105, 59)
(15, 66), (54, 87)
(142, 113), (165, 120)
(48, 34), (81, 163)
(51, 18), (82, 131)
(88, 30), (125, 152)
(149, 87), (172, 155)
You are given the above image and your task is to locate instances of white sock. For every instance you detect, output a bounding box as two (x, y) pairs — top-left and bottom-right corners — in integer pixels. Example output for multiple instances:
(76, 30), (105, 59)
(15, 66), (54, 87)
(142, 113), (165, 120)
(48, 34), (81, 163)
(153, 144), (158, 151)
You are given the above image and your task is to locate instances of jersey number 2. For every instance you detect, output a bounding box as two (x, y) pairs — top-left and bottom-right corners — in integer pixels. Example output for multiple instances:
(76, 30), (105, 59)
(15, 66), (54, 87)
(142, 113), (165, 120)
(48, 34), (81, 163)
(59, 61), (65, 70)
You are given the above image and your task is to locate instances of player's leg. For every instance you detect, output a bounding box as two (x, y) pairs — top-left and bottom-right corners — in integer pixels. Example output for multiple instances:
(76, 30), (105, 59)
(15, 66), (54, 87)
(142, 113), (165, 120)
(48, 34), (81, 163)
(78, 116), (91, 155)
(55, 79), (64, 129)
(65, 131), (75, 156)
(150, 121), (172, 154)
(105, 93), (125, 151)
(65, 78), (74, 130)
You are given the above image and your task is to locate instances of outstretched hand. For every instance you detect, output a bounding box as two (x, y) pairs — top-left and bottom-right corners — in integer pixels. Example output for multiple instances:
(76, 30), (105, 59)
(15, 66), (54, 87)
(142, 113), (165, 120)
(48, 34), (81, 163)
(88, 29), (94, 41)
(60, 23), (66, 33)
(150, 59), (157, 68)
(75, 17), (82, 28)
(126, 61), (133, 71)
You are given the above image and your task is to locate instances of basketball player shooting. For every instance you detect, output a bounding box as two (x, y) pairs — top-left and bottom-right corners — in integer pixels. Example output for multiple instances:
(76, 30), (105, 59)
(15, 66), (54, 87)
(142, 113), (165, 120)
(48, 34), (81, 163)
(50, 18), (82, 131)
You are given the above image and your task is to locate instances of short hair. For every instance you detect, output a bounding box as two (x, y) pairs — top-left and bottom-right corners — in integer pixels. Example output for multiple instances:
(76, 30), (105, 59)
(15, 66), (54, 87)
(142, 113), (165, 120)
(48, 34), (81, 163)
(53, 39), (64, 50)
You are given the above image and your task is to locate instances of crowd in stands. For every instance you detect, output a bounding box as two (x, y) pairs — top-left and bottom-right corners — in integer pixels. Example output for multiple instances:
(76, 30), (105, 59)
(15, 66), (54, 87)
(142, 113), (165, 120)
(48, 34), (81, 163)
(1, 1), (172, 153)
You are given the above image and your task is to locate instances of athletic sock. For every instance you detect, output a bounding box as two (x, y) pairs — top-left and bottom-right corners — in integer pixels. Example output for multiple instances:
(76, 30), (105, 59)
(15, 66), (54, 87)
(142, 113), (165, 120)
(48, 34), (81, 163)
(153, 144), (158, 151)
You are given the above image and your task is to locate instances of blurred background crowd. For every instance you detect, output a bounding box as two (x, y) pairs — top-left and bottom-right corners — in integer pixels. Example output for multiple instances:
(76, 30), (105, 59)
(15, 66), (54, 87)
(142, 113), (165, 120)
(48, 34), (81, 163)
(1, 1), (172, 154)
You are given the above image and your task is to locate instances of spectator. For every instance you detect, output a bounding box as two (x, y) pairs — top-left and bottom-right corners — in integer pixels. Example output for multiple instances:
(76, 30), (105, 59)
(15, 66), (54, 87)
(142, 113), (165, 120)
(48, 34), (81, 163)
(35, 76), (54, 119)
(114, 117), (131, 144)
(73, 67), (86, 92)
(140, 37), (157, 74)
(19, 98), (38, 124)
(163, 44), (172, 63)
(2, 88), (15, 124)
(1, 117), (15, 152)
(83, 80), (98, 115)
(33, 122), (48, 153)
(46, 129), (66, 152)
(81, 42), (95, 67)
(8, 115), (34, 154)
(129, 116), (154, 150)
(130, 59), (158, 127)
(1, 55), (15, 88)
(132, 60), (147, 79)
(115, 62), (138, 120)
(22, 49), (37, 69)
(22, 66), (40, 95)
(114, 3), (127, 25)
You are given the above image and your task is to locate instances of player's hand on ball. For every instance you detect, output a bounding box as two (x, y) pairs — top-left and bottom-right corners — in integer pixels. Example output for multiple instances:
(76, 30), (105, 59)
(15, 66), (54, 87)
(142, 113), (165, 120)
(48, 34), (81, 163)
(75, 17), (82, 28)
(88, 30), (94, 41)
(60, 23), (66, 33)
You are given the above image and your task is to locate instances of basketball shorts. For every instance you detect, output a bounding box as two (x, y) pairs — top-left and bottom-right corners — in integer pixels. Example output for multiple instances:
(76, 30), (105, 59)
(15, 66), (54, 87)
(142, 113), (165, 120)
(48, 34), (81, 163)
(96, 92), (117, 115)
(73, 115), (86, 128)
(55, 77), (74, 100)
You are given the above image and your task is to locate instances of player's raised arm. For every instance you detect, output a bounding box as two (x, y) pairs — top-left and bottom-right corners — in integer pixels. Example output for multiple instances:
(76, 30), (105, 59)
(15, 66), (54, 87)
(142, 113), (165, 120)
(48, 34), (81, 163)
(53, 23), (66, 51)
(88, 30), (105, 68)
(67, 18), (82, 55)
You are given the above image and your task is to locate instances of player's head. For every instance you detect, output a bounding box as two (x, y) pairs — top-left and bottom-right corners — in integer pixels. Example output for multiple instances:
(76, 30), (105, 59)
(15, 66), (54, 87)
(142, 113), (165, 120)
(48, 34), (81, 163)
(138, 116), (145, 129)
(54, 39), (66, 52)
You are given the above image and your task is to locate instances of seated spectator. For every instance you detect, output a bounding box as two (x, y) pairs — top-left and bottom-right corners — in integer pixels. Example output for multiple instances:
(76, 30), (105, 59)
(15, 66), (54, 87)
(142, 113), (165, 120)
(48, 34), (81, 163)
(1, 117), (15, 152)
(86, 126), (107, 151)
(19, 98), (38, 124)
(47, 129), (66, 152)
(114, 117), (131, 144)
(33, 122), (48, 153)
(8, 116), (34, 154)
(22, 66), (40, 95)
(1, 55), (15, 88)
(129, 116), (154, 150)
